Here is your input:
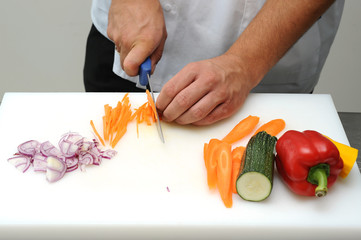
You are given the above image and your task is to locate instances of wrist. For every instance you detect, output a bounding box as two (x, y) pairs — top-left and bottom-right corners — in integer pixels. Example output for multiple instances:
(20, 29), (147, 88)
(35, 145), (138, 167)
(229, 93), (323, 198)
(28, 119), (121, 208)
(222, 51), (267, 91)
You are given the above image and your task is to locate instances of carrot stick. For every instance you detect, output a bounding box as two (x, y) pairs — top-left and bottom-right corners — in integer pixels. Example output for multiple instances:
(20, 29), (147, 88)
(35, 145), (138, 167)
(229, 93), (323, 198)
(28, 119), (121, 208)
(222, 115), (260, 144)
(101, 94), (133, 148)
(253, 118), (285, 137)
(215, 141), (233, 208)
(103, 105), (111, 142)
(231, 146), (245, 194)
(146, 89), (158, 120)
(111, 127), (127, 148)
(205, 138), (222, 189)
(90, 120), (105, 146)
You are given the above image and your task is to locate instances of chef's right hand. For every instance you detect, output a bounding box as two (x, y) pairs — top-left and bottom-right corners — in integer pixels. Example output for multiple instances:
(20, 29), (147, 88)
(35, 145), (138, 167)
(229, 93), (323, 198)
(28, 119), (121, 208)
(107, 0), (167, 76)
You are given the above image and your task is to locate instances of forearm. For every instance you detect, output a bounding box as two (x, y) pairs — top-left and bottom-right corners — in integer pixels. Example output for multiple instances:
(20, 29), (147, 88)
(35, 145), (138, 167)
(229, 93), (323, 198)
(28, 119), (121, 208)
(226, 0), (335, 88)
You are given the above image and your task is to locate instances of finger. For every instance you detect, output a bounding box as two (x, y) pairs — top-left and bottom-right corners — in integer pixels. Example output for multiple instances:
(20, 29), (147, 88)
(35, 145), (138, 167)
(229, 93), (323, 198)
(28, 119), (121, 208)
(173, 91), (224, 125)
(161, 76), (211, 123)
(123, 41), (154, 76)
(156, 64), (199, 112)
(192, 102), (233, 126)
(192, 94), (246, 126)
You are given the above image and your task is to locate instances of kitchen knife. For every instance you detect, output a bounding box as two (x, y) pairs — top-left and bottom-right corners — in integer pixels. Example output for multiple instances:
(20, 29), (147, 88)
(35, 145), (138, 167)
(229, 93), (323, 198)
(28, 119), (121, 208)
(139, 57), (165, 143)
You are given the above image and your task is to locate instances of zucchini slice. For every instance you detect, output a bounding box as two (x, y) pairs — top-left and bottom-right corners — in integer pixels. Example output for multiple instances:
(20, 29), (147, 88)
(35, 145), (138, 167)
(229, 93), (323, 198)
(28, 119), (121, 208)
(236, 131), (277, 202)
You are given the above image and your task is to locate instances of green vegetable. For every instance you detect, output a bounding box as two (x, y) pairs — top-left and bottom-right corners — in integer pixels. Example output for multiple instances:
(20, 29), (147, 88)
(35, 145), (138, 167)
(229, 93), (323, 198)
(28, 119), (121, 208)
(236, 131), (277, 202)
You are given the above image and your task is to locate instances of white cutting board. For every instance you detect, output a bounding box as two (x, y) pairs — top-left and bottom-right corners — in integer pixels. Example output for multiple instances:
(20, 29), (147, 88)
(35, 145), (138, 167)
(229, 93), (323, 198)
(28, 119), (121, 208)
(0, 92), (360, 240)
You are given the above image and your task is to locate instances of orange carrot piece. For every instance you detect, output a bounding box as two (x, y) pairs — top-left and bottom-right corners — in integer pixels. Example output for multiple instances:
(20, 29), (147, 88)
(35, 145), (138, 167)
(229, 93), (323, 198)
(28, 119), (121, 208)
(103, 105), (111, 142)
(222, 115), (260, 144)
(205, 138), (222, 189)
(215, 141), (233, 208)
(111, 127), (127, 148)
(146, 89), (158, 120)
(132, 96), (157, 136)
(231, 146), (245, 194)
(90, 120), (105, 146)
(253, 118), (286, 137)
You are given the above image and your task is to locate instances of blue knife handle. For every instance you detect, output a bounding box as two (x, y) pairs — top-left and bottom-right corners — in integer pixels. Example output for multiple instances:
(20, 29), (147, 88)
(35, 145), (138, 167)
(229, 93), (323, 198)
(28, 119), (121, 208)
(139, 57), (151, 86)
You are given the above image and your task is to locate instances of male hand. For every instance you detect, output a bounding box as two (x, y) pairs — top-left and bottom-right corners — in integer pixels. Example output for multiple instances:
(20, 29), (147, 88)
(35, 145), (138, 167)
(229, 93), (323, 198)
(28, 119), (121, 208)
(156, 54), (257, 126)
(107, 0), (167, 76)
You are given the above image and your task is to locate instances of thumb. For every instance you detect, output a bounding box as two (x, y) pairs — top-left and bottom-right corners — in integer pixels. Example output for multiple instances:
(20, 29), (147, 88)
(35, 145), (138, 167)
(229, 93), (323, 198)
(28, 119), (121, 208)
(123, 42), (153, 77)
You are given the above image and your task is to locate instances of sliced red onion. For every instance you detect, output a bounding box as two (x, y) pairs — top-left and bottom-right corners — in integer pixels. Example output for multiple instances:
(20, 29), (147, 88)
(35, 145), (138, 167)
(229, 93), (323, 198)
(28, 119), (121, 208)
(66, 164), (78, 172)
(8, 155), (31, 173)
(78, 152), (96, 166)
(17, 140), (40, 157)
(58, 140), (79, 158)
(102, 149), (117, 159)
(40, 141), (62, 157)
(33, 153), (48, 172)
(9, 132), (117, 183)
(46, 156), (66, 183)
(58, 132), (84, 157)
(65, 157), (79, 172)
(92, 139), (100, 147)
(79, 141), (96, 152)
(89, 147), (102, 165)
(59, 132), (84, 146)
(90, 146), (101, 156)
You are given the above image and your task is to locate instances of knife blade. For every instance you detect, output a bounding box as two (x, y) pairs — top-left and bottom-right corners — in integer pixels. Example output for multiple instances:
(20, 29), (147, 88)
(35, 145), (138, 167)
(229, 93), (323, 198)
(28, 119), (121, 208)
(139, 57), (165, 143)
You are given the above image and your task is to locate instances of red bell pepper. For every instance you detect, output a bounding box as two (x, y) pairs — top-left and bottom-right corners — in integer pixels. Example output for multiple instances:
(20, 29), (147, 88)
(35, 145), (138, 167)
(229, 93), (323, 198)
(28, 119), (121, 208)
(275, 130), (343, 197)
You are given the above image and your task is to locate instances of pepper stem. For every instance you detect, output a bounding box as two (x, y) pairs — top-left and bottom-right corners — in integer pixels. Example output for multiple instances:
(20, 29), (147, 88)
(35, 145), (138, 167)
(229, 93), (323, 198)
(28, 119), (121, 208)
(307, 164), (330, 197)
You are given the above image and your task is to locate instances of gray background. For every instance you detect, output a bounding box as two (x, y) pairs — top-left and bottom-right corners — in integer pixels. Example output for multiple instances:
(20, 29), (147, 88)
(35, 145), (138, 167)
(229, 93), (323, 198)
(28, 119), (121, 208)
(1, 0), (360, 112)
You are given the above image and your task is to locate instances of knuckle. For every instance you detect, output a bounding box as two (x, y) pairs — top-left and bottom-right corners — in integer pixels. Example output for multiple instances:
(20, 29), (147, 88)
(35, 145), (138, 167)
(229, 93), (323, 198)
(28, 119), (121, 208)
(175, 92), (189, 108)
(186, 62), (200, 72)
(191, 106), (206, 120)
(163, 81), (177, 99)
(212, 87), (228, 103)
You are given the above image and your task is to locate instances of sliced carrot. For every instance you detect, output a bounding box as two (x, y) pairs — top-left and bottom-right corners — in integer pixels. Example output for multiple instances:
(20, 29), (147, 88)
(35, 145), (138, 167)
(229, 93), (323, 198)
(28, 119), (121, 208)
(222, 115), (260, 144)
(231, 146), (245, 194)
(90, 94), (133, 149)
(146, 89), (158, 120)
(132, 94), (158, 138)
(215, 141), (233, 208)
(204, 138), (222, 189)
(103, 104), (111, 142)
(90, 120), (105, 146)
(253, 118), (285, 137)
(111, 126), (127, 148)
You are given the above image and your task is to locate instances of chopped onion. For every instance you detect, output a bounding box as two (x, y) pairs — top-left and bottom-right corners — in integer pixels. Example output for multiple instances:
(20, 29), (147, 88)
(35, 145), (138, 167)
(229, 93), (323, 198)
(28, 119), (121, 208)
(8, 132), (117, 183)
(102, 149), (117, 159)
(65, 157), (79, 172)
(46, 156), (66, 183)
(40, 141), (61, 157)
(17, 140), (40, 156)
(8, 155), (31, 173)
(79, 152), (95, 166)
(33, 153), (48, 172)
(58, 132), (83, 158)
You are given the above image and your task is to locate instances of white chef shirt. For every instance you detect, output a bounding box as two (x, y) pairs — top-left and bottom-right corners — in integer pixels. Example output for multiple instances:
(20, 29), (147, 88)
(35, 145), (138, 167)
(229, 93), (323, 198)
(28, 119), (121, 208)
(91, 0), (344, 93)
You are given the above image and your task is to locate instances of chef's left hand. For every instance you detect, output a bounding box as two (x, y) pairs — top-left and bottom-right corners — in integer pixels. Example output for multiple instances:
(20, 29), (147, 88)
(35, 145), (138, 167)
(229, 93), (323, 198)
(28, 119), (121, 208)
(156, 54), (258, 126)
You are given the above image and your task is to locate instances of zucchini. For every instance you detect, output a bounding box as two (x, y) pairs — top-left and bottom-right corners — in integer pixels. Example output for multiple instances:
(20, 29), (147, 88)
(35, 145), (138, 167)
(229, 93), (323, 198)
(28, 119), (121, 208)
(236, 131), (277, 201)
